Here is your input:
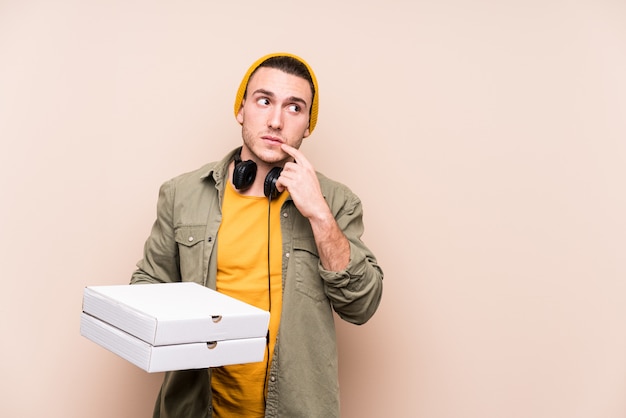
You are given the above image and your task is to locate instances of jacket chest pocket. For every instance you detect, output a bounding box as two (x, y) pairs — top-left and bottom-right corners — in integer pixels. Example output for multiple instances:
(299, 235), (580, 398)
(293, 237), (326, 302)
(174, 225), (206, 283)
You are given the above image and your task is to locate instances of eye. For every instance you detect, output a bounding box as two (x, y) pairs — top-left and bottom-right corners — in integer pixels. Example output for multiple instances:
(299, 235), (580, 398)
(257, 98), (270, 106)
(287, 104), (301, 113)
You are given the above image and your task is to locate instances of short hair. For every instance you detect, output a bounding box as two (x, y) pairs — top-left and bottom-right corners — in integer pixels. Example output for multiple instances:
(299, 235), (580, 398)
(245, 55), (315, 104)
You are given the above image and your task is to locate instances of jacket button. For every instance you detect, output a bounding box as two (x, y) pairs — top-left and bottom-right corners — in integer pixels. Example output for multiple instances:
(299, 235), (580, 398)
(188, 236), (194, 242)
(270, 376), (276, 382)
(282, 212), (288, 218)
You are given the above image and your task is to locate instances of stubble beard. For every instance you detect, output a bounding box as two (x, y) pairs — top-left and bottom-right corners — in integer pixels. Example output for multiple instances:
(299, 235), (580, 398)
(241, 125), (301, 166)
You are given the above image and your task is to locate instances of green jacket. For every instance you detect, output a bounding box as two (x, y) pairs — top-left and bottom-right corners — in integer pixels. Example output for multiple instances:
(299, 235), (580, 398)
(131, 148), (384, 417)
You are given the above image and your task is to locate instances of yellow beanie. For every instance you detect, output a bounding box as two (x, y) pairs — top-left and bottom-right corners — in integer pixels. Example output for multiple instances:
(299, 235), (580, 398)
(234, 52), (319, 133)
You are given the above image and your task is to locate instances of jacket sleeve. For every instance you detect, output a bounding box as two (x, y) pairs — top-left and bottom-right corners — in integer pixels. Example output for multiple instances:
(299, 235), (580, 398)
(320, 192), (383, 325)
(130, 179), (181, 285)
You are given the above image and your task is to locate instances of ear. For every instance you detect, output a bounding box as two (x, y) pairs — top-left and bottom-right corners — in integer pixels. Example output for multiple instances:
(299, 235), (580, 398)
(303, 126), (311, 138)
(236, 101), (245, 124)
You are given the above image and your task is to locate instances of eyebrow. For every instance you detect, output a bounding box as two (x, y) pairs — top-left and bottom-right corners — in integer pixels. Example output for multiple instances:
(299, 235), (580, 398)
(252, 88), (308, 108)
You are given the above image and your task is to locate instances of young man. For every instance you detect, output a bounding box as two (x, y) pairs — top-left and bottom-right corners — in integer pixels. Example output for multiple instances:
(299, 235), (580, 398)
(131, 53), (383, 418)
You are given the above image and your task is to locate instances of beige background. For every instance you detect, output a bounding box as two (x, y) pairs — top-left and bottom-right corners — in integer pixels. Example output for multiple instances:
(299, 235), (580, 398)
(1, 0), (625, 417)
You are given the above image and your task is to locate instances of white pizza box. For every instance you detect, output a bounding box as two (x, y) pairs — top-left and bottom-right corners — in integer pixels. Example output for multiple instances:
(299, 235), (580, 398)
(80, 312), (267, 372)
(81, 282), (270, 346)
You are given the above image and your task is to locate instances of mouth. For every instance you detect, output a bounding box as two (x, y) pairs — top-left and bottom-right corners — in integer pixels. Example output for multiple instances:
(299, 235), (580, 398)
(262, 134), (284, 145)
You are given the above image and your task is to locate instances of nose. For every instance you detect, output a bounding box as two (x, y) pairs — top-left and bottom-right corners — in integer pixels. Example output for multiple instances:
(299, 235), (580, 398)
(267, 107), (283, 130)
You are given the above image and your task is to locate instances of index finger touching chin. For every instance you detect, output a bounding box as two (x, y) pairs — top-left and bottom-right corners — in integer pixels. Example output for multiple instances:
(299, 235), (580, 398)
(281, 143), (303, 162)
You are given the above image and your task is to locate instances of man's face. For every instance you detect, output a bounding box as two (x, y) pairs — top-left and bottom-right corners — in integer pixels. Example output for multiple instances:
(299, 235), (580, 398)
(237, 67), (312, 166)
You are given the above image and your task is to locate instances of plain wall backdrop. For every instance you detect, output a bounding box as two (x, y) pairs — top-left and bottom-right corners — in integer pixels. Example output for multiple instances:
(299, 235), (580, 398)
(1, 0), (625, 417)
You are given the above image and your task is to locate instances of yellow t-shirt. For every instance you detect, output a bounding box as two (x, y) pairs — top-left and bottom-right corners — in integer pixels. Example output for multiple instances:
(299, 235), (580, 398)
(211, 181), (288, 417)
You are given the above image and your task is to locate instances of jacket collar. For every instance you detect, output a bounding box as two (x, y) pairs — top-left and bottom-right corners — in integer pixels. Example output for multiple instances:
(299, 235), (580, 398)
(199, 147), (241, 186)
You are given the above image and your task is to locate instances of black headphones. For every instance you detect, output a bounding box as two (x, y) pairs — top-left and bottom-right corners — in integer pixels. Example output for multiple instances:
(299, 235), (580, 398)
(232, 148), (283, 199)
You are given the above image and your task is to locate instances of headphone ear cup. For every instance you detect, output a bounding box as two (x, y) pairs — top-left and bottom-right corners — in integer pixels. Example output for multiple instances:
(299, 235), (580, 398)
(264, 167), (283, 199)
(233, 160), (257, 191)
